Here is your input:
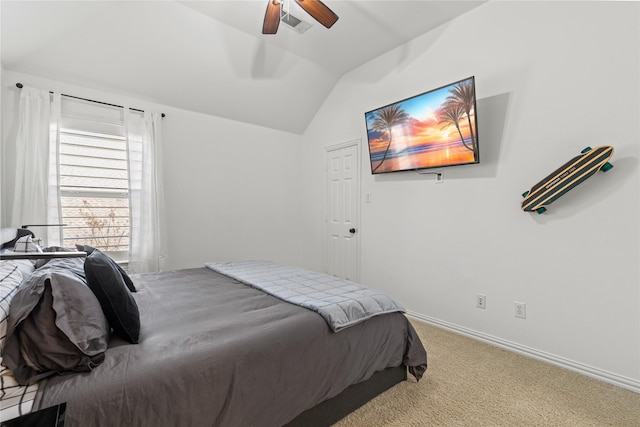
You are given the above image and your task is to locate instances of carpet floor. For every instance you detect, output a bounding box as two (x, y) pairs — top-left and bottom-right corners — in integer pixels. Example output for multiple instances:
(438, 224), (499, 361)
(334, 319), (640, 426)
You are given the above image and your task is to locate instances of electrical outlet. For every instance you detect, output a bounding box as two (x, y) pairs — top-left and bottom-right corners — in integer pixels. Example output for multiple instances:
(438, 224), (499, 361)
(514, 302), (526, 319)
(476, 294), (486, 309)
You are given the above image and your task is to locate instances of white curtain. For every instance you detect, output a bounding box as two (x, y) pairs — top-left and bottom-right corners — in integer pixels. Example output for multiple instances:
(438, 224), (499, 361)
(126, 110), (166, 273)
(9, 86), (62, 245)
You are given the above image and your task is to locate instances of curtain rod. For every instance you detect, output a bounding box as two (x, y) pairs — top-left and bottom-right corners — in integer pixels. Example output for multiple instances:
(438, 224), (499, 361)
(16, 83), (165, 118)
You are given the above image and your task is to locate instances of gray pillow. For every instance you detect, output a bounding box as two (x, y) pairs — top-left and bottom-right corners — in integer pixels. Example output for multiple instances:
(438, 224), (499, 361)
(1, 268), (109, 385)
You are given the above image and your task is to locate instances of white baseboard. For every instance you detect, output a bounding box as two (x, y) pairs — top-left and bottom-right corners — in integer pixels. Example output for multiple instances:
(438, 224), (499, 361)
(407, 310), (640, 394)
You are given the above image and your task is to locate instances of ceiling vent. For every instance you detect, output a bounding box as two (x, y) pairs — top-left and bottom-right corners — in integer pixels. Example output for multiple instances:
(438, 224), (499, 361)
(281, 10), (312, 34)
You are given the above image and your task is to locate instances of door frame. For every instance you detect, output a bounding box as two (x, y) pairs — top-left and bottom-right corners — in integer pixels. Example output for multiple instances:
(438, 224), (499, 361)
(323, 139), (361, 282)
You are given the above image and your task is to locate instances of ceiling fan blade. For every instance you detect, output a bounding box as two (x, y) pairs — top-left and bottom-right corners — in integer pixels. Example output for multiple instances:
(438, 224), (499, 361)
(293, 0), (338, 28)
(262, 0), (282, 34)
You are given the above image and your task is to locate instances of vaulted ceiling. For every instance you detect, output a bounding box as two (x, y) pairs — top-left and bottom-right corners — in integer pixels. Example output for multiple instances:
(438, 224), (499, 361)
(1, 1), (484, 134)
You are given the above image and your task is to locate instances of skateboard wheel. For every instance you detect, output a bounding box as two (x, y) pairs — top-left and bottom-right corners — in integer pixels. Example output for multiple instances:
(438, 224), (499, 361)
(601, 162), (613, 172)
(536, 207), (547, 214)
(522, 191), (530, 198)
(581, 147), (592, 154)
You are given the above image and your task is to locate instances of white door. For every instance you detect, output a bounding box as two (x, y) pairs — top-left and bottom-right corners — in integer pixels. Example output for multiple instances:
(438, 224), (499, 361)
(325, 140), (360, 282)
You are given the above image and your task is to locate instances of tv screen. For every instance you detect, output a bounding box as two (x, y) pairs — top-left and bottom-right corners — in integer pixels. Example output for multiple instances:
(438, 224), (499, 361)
(365, 76), (479, 174)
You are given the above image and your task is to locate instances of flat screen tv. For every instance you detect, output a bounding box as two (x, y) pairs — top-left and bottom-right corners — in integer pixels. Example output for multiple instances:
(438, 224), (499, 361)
(365, 76), (479, 174)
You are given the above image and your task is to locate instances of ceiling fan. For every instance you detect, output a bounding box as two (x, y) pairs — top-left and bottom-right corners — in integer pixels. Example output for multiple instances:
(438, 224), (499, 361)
(262, 0), (338, 34)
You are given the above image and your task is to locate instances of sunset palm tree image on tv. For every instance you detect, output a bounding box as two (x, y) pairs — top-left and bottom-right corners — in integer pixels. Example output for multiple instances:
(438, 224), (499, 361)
(365, 76), (479, 174)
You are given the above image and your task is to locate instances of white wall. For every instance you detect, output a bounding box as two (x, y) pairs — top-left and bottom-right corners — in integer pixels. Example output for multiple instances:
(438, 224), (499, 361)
(300, 1), (640, 390)
(160, 107), (303, 269)
(1, 70), (304, 270)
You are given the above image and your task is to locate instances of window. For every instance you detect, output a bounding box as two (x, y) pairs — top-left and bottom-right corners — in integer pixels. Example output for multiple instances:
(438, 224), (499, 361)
(57, 99), (133, 262)
(59, 129), (130, 259)
(11, 87), (163, 272)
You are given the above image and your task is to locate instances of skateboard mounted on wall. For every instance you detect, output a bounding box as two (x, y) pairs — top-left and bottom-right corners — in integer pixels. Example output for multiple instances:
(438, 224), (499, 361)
(521, 146), (614, 214)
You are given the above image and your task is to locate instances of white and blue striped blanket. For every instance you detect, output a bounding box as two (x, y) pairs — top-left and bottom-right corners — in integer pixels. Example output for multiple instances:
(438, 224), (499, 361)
(205, 261), (405, 332)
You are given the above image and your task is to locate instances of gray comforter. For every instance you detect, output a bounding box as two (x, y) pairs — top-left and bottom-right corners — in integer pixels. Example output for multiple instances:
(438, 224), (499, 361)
(34, 267), (427, 427)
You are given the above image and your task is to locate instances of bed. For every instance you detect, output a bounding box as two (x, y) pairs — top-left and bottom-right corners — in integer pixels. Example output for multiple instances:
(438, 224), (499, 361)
(1, 230), (427, 427)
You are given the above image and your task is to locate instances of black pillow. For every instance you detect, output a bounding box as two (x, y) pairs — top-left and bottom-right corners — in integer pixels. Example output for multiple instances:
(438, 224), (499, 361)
(76, 244), (136, 292)
(84, 249), (140, 344)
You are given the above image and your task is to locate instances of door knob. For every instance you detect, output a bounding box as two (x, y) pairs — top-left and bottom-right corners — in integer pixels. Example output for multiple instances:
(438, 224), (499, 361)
(349, 228), (356, 234)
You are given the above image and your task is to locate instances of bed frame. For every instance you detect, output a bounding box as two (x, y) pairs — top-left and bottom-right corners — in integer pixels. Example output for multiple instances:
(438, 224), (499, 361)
(286, 365), (407, 426)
